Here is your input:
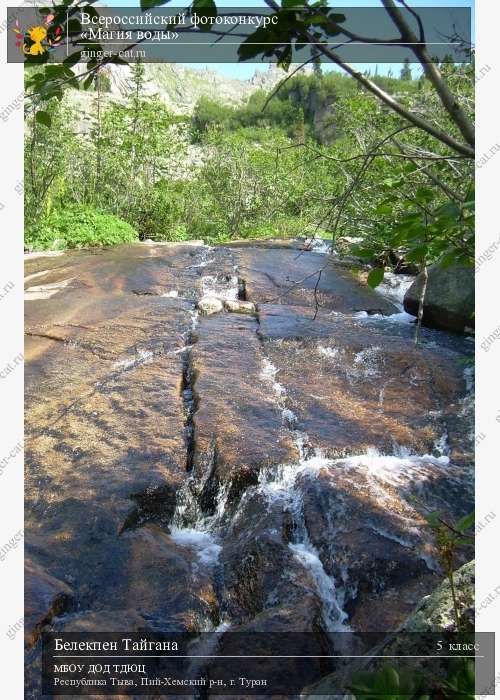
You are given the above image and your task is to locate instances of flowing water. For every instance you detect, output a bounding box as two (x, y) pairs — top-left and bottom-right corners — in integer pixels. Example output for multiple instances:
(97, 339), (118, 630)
(160, 245), (473, 642)
(168, 341), (471, 636)
(24, 240), (474, 695)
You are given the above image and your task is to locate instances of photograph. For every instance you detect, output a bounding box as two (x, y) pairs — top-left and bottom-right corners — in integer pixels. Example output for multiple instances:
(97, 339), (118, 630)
(0, 0), (497, 698)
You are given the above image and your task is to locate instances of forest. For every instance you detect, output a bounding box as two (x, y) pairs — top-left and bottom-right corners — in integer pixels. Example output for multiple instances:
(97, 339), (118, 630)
(24, 58), (474, 288)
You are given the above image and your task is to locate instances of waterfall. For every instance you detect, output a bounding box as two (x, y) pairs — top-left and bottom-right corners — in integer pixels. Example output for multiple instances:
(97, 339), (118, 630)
(259, 355), (350, 630)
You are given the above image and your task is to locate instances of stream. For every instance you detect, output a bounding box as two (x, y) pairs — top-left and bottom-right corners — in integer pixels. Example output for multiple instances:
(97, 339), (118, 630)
(24, 239), (474, 696)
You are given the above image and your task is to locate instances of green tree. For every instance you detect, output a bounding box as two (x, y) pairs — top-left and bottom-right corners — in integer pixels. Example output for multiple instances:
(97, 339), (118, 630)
(24, 98), (77, 222)
(400, 58), (412, 81)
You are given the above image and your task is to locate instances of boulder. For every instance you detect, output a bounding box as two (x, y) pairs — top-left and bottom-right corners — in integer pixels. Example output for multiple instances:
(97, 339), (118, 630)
(223, 299), (256, 314)
(402, 559), (474, 632)
(404, 264), (474, 333)
(197, 296), (223, 315)
(187, 313), (296, 503)
(301, 561), (475, 698)
(24, 241), (476, 699)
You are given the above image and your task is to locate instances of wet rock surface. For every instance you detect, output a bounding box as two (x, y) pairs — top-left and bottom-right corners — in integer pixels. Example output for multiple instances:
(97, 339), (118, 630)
(262, 325), (467, 457)
(231, 246), (398, 314)
(190, 313), (296, 493)
(25, 240), (474, 693)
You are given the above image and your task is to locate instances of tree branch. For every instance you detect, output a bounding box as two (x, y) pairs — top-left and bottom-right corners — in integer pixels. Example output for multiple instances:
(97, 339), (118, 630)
(391, 137), (465, 202)
(261, 0), (474, 158)
(305, 43), (473, 157)
(382, 0), (475, 148)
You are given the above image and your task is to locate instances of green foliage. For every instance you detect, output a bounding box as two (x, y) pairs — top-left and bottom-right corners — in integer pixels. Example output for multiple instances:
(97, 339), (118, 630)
(133, 179), (195, 242)
(25, 205), (138, 250)
(24, 31), (473, 261)
(316, 69), (474, 284)
(191, 97), (235, 139)
(189, 126), (336, 242)
(192, 72), (358, 143)
(367, 267), (384, 288)
(424, 510), (474, 631)
(24, 81), (187, 247)
(349, 659), (475, 700)
(442, 659), (475, 700)
(400, 58), (412, 81)
(89, 70), (111, 94)
(349, 664), (424, 700)
(192, 90), (305, 141)
(35, 111), (51, 127)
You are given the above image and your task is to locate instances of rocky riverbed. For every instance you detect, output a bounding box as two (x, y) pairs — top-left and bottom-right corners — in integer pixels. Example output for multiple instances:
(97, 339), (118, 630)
(24, 239), (474, 697)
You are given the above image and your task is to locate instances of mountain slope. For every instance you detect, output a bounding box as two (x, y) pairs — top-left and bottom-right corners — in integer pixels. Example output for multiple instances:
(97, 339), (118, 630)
(72, 63), (287, 115)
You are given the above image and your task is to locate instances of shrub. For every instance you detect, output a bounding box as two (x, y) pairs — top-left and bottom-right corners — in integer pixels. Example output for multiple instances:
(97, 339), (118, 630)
(133, 180), (195, 241)
(25, 205), (138, 251)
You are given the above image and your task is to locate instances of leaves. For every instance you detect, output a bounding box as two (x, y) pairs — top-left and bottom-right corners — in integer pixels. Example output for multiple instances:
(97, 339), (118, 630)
(350, 245), (376, 260)
(25, 205), (138, 250)
(405, 246), (428, 263)
(456, 511), (474, 533)
(83, 74), (95, 90)
(348, 658), (475, 700)
(442, 659), (475, 700)
(374, 666), (400, 693)
(238, 8), (306, 63)
(63, 52), (82, 68)
(349, 664), (421, 699)
(237, 2), (347, 64)
(191, 0), (217, 29)
(367, 267), (384, 288)
(439, 250), (459, 269)
(425, 511), (441, 529)
(140, 0), (170, 9)
(23, 25), (473, 275)
(415, 186), (435, 205)
(35, 110), (52, 127)
(374, 202), (392, 216)
(325, 11), (346, 25)
(67, 18), (83, 34)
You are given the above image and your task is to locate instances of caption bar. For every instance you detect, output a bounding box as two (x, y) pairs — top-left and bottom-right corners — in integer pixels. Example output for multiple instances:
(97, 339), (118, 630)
(7, 6), (472, 64)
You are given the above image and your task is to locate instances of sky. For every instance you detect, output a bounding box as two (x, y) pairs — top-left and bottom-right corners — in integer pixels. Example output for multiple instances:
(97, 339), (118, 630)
(104, 0), (475, 81)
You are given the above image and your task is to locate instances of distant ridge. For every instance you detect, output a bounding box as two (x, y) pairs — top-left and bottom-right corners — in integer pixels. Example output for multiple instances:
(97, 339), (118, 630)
(71, 62), (294, 114)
